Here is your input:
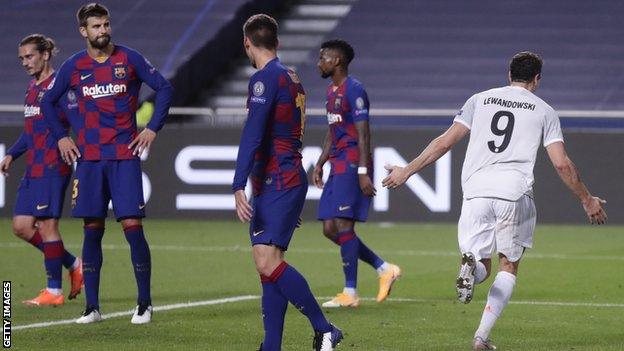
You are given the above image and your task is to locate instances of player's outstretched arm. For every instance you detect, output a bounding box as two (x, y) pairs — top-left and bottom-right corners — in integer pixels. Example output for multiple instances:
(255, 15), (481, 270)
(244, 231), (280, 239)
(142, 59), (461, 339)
(313, 129), (332, 188)
(546, 142), (607, 224)
(383, 122), (469, 188)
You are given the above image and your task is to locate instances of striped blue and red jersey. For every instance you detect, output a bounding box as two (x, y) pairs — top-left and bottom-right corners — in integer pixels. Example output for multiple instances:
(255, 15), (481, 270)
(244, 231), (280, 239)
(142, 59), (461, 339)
(232, 58), (307, 196)
(7, 72), (76, 178)
(41, 45), (172, 160)
(325, 76), (370, 175)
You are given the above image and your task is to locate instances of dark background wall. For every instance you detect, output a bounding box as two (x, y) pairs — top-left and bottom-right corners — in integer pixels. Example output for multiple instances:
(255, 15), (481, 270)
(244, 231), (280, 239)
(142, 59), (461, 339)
(1, 122), (620, 223)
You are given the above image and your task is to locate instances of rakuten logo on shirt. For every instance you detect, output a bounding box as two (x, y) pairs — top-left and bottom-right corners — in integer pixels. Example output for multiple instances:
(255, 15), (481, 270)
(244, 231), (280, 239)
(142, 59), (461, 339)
(82, 83), (127, 99)
(24, 105), (40, 118)
(327, 112), (343, 124)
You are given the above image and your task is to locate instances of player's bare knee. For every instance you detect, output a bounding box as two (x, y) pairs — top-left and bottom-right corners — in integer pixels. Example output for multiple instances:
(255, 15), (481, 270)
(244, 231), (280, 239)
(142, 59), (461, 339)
(12, 222), (30, 239)
(498, 255), (519, 275)
(334, 218), (353, 233)
(322, 227), (337, 241)
(121, 217), (142, 230)
(11, 216), (35, 239)
(84, 218), (105, 230)
(254, 258), (279, 276)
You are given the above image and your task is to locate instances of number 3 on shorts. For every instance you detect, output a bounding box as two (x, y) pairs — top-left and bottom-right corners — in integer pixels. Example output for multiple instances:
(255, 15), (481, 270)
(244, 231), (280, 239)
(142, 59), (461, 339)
(72, 179), (79, 200)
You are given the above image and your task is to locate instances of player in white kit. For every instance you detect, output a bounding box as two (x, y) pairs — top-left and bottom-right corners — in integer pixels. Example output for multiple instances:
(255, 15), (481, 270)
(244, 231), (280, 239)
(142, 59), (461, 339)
(382, 52), (607, 350)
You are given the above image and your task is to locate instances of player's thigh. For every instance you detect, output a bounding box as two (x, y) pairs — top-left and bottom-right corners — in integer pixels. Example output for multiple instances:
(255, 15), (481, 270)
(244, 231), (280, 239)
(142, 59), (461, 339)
(250, 184), (307, 250)
(457, 198), (496, 261)
(107, 159), (145, 221)
(71, 161), (109, 219)
(493, 195), (536, 263)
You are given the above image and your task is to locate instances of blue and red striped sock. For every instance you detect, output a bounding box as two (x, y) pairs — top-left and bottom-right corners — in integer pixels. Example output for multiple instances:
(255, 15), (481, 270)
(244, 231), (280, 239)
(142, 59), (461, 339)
(336, 230), (358, 289)
(83, 226), (105, 309)
(271, 261), (332, 333)
(43, 240), (64, 290)
(357, 238), (385, 270)
(27, 230), (44, 251)
(123, 225), (151, 305)
(260, 275), (288, 351)
(28, 230), (78, 270)
(61, 249), (77, 271)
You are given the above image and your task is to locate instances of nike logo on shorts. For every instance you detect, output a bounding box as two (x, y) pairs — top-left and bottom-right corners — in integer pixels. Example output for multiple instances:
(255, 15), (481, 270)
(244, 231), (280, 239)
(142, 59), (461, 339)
(252, 230), (265, 237)
(338, 205), (351, 211)
(36, 204), (49, 210)
(139, 204), (146, 210)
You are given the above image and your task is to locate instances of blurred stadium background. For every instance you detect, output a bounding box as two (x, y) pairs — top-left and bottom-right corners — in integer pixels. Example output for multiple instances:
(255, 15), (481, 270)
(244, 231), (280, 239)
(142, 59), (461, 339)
(0, 0), (622, 223)
(1, 1), (623, 350)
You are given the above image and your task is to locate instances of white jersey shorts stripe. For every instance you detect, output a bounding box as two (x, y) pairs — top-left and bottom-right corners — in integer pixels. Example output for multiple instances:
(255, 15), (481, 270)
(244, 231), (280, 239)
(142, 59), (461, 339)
(458, 195), (536, 262)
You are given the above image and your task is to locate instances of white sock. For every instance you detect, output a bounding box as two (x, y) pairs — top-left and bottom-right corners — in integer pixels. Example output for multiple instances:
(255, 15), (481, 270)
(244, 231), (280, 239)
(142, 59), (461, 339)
(475, 271), (516, 340)
(475, 261), (487, 284)
(46, 288), (62, 296)
(376, 262), (389, 275)
(343, 287), (357, 296)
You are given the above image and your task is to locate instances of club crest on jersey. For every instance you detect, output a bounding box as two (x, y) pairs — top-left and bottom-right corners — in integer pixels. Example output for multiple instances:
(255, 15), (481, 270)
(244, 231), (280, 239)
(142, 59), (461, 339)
(114, 66), (127, 79)
(253, 81), (265, 96)
(67, 90), (77, 103)
(334, 97), (342, 110)
(36, 91), (45, 103)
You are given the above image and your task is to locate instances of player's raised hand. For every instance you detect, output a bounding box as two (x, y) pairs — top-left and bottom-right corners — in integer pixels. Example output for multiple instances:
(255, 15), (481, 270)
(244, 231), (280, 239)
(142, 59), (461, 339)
(234, 189), (253, 222)
(129, 128), (157, 157)
(359, 174), (376, 196)
(382, 164), (409, 189)
(58, 137), (81, 165)
(582, 196), (607, 225)
(312, 164), (324, 188)
(0, 155), (13, 176)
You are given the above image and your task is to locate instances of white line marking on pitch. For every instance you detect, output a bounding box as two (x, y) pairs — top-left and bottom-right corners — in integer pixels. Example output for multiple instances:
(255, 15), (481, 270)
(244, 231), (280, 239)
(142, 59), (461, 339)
(13, 295), (259, 331)
(1, 242), (622, 261)
(346, 297), (624, 308)
(13, 295), (624, 331)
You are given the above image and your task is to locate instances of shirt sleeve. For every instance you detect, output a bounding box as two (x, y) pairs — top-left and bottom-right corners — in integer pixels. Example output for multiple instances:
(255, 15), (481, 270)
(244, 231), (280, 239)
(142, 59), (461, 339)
(347, 84), (370, 123)
(542, 107), (564, 147)
(232, 71), (278, 192)
(41, 61), (72, 140)
(453, 94), (477, 129)
(127, 49), (173, 133)
(6, 132), (28, 159)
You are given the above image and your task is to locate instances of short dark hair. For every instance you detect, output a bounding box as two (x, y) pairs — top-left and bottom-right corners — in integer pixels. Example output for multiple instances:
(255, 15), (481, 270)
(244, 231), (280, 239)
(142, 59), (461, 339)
(77, 3), (110, 27)
(243, 14), (278, 50)
(19, 34), (58, 57)
(509, 51), (542, 82)
(321, 39), (355, 66)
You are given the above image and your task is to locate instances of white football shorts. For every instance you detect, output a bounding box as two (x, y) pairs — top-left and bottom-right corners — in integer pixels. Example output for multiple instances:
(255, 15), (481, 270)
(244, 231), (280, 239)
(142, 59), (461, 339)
(458, 195), (536, 262)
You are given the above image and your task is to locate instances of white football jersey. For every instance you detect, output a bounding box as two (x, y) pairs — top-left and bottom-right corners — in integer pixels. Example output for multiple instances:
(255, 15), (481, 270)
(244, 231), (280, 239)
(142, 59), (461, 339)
(454, 85), (563, 201)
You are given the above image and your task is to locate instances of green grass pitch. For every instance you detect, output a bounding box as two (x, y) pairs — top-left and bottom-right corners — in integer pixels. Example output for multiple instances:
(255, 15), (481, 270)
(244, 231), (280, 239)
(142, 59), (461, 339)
(1, 219), (623, 350)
